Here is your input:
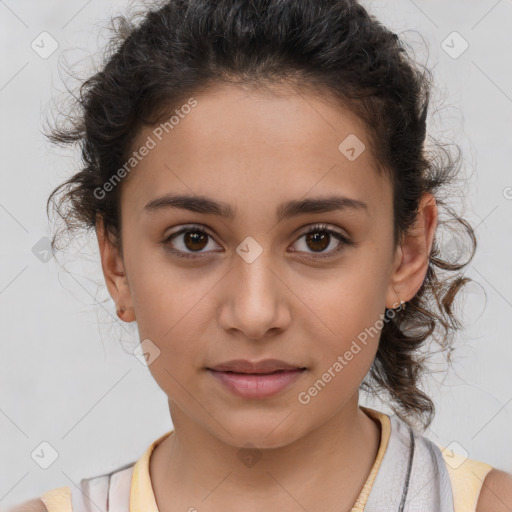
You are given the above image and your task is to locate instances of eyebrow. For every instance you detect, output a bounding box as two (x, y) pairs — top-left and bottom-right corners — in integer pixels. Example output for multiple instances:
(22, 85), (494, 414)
(143, 193), (369, 221)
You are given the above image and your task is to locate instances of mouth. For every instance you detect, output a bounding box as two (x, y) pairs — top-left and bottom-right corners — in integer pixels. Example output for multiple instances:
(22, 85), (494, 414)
(206, 368), (307, 399)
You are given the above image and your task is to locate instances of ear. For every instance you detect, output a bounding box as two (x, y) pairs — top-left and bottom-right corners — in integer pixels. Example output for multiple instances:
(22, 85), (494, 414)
(385, 192), (438, 309)
(95, 215), (136, 322)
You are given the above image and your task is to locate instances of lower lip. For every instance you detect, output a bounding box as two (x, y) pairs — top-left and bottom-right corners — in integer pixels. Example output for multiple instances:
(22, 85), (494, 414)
(207, 369), (306, 399)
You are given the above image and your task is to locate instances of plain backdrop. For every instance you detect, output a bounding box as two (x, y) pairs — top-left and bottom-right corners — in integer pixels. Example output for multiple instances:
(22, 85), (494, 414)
(1, 0), (511, 507)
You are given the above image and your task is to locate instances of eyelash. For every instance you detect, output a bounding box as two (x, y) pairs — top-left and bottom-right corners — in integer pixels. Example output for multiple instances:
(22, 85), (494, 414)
(162, 223), (352, 260)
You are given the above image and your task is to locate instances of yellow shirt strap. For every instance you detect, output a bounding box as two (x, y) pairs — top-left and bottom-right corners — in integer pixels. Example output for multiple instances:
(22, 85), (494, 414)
(351, 407), (391, 511)
(129, 432), (169, 512)
(40, 486), (72, 512)
(438, 444), (494, 512)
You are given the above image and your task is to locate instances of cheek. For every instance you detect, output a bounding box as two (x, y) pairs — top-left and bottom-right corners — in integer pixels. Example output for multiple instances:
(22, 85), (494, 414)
(302, 270), (386, 377)
(125, 256), (216, 388)
(133, 293), (211, 398)
(131, 272), (212, 357)
(297, 301), (382, 414)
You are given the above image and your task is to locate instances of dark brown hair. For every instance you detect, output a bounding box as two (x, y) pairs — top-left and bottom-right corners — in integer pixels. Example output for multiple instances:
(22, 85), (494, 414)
(46, 0), (477, 431)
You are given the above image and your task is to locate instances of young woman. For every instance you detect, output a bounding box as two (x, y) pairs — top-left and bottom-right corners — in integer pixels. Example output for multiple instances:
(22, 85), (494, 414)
(10, 0), (512, 510)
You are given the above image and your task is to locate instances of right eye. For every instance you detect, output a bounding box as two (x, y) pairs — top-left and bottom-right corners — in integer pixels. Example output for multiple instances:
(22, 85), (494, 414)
(162, 225), (222, 259)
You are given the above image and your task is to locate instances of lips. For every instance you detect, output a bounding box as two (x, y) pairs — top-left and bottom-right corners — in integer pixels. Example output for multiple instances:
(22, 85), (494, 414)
(208, 358), (306, 374)
(207, 367), (306, 399)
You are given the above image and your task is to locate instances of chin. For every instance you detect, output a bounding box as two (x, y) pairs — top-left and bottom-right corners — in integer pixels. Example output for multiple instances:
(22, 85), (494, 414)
(214, 416), (304, 450)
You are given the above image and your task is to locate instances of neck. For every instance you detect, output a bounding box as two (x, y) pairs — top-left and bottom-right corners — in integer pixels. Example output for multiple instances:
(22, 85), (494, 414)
(149, 395), (382, 512)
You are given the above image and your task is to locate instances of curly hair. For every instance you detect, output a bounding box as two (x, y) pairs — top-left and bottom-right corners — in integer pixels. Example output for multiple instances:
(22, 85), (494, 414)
(46, 0), (477, 431)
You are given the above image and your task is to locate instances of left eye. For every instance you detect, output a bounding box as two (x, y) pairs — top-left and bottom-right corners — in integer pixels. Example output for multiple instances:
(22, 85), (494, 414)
(162, 224), (352, 259)
(290, 224), (352, 259)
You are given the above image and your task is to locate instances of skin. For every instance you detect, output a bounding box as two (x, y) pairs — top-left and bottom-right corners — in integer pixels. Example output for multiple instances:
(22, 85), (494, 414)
(96, 81), (439, 512)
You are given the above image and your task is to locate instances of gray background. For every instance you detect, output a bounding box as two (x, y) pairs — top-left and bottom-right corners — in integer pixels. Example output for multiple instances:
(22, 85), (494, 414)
(1, 0), (511, 507)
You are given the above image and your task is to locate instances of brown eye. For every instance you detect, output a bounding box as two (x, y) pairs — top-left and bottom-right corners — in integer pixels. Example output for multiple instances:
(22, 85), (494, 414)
(304, 231), (330, 252)
(291, 224), (352, 259)
(183, 231), (209, 251)
(162, 225), (220, 259)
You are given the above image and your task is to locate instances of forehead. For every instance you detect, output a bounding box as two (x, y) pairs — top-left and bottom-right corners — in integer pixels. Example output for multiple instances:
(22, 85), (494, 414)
(122, 82), (392, 221)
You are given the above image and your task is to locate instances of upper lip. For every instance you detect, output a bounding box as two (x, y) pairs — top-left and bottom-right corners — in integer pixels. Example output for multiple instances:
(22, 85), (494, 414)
(208, 359), (306, 374)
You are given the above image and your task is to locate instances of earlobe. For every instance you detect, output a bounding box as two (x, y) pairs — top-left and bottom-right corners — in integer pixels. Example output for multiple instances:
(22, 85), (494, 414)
(95, 215), (135, 322)
(385, 192), (438, 308)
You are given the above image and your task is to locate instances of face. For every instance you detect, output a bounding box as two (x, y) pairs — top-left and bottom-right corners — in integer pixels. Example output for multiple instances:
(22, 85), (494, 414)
(97, 81), (435, 449)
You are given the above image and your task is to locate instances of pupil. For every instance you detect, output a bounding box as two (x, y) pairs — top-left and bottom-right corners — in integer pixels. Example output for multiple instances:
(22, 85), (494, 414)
(306, 231), (329, 252)
(185, 231), (208, 251)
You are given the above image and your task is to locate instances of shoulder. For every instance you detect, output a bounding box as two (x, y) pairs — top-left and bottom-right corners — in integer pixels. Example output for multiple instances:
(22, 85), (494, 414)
(476, 468), (512, 512)
(6, 497), (47, 512)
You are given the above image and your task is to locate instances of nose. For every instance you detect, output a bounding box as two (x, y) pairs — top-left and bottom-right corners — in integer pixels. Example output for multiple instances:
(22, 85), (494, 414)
(218, 252), (292, 341)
